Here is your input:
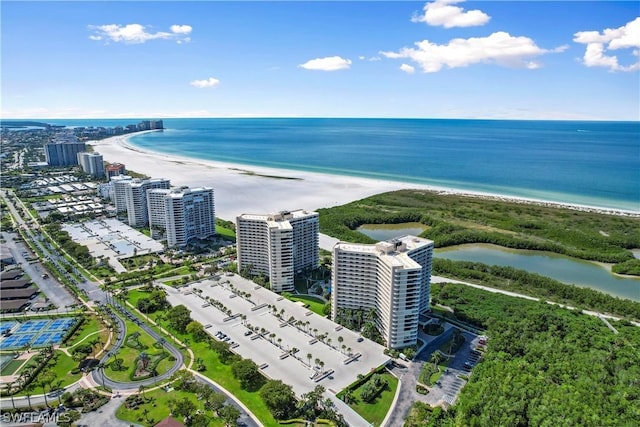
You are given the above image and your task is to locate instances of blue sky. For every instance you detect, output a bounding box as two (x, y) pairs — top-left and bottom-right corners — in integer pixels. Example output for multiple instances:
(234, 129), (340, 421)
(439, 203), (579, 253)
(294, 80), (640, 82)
(2, 1), (639, 120)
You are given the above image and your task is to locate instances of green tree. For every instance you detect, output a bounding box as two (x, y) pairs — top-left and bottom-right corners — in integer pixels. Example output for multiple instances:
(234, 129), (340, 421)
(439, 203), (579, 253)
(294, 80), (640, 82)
(186, 320), (208, 342)
(231, 359), (264, 391)
(219, 404), (241, 426)
(260, 380), (297, 420)
(205, 391), (227, 414)
(169, 396), (197, 419)
(167, 304), (192, 333)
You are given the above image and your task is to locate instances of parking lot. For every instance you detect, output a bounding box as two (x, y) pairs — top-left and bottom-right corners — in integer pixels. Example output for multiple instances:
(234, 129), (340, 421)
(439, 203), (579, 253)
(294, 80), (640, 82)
(424, 331), (484, 406)
(162, 273), (390, 396)
(63, 218), (164, 273)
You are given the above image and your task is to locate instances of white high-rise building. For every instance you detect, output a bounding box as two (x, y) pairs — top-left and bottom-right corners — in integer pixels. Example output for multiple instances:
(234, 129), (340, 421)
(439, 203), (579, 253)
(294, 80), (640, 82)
(332, 235), (433, 349)
(124, 178), (171, 227)
(111, 175), (133, 212)
(147, 189), (172, 239)
(236, 210), (319, 293)
(162, 187), (216, 247)
(77, 152), (105, 178)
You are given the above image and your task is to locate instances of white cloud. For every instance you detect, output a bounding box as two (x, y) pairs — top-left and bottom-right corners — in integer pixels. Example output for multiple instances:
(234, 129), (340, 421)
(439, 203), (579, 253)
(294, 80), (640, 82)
(190, 77), (220, 88)
(573, 17), (640, 72)
(381, 32), (561, 73)
(170, 25), (192, 35)
(359, 55), (366, 60)
(412, 0), (490, 28)
(88, 23), (192, 44)
(298, 56), (352, 71)
(400, 64), (415, 74)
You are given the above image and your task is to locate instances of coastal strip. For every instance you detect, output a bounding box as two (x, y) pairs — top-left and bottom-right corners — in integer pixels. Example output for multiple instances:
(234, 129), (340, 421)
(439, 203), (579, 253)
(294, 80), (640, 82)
(90, 133), (640, 220)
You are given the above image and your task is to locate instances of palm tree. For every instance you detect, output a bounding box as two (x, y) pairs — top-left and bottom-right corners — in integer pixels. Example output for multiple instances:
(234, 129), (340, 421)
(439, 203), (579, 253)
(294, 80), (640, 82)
(139, 384), (146, 401)
(7, 381), (15, 409)
(307, 353), (313, 367)
(314, 358), (321, 369)
(25, 385), (33, 409)
(39, 378), (49, 407)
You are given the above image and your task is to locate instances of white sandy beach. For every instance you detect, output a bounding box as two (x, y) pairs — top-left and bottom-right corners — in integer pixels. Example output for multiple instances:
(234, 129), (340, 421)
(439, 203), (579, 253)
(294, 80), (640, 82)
(90, 133), (639, 221)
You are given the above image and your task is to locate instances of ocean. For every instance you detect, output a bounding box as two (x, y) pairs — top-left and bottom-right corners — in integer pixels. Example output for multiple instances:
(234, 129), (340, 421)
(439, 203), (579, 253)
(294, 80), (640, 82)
(48, 118), (640, 212)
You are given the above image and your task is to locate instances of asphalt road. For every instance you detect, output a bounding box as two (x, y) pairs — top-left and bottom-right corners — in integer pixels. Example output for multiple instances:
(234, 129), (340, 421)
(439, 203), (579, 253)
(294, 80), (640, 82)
(383, 327), (455, 427)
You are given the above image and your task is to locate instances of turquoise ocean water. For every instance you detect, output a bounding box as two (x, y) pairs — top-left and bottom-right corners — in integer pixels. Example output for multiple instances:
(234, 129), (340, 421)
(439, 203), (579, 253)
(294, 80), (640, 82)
(47, 118), (640, 212)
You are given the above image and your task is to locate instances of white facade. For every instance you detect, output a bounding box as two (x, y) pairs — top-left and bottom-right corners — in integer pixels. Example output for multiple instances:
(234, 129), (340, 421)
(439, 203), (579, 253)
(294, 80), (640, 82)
(124, 178), (171, 227)
(77, 152), (105, 178)
(236, 210), (319, 293)
(162, 187), (216, 247)
(111, 175), (133, 212)
(147, 189), (171, 239)
(332, 235), (433, 349)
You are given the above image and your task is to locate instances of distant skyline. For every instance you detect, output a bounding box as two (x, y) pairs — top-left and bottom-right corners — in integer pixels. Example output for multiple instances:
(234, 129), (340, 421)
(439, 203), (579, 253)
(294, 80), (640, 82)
(2, 1), (639, 121)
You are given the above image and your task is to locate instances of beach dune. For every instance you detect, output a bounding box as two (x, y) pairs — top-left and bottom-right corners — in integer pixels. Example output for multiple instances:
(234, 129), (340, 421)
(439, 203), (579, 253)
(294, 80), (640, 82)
(90, 134), (639, 221)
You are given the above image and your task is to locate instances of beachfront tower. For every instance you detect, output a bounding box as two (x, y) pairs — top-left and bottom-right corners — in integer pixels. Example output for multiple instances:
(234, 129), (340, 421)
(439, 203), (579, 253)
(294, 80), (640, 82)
(147, 189), (172, 239)
(331, 235), (433, 349)
(77, 152), (105, 178)
(236, 210), (319, 293)
(45, 141), (86, 166)
(163, 187), (216, 247)
(111, 175), (133, 212)
(124, 178), (171, 227)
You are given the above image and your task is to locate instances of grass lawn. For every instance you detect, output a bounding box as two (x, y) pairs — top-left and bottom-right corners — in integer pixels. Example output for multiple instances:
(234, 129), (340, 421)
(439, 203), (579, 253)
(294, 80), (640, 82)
(127, 288), (152, 309)
(1, 359), (24, 375)
(66, 315), (107, 349)
(348, 372), (398, 426)
(105, 318), (170, 382)
(216, 225), (236, 241)
(283, 293), (327, 316)
(49, 350), (82, 388)
(12, 350), (82, 396)
(116, 387), (225, 427)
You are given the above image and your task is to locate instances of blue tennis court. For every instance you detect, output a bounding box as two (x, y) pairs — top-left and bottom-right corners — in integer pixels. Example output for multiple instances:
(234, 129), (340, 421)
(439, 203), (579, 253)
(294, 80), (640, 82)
(47, 318), (75, 331)
(0, 321), (18, 335)
(31, 331), (66, 348)
(14, 319), (50, 335)
(0, 333), (37, 350)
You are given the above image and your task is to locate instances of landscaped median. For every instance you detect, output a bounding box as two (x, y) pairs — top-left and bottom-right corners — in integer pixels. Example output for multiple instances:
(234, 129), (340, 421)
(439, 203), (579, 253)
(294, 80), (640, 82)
(282, 292), (329, 316)
(336, 367), (398, 426)
(104, 317), (173, 383)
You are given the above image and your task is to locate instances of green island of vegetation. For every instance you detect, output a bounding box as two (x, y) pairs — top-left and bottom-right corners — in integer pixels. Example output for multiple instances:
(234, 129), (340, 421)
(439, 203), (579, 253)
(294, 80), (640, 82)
(318, 189), (640, 320)
(318, 189), (640, 267)
(404, 282), (640, 427)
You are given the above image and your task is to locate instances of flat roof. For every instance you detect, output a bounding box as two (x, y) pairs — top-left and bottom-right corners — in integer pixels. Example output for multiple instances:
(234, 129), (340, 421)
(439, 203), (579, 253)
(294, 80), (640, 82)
(0, 299), (29, 311)
(0, 287), (38, 300)
(0, 270), (24, 280)
(0, 279), (32, 290)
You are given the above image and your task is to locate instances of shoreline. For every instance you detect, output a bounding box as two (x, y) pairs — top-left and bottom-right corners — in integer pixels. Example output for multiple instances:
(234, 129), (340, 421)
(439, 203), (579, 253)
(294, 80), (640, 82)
(89, 132), (640, 220)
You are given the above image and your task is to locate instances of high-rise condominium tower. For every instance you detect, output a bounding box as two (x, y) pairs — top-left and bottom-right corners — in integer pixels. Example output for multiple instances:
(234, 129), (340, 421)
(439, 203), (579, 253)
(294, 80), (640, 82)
(332, 235), (433, 349)
(236, 210), (319, 293)
(124, 178), (171, 227)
